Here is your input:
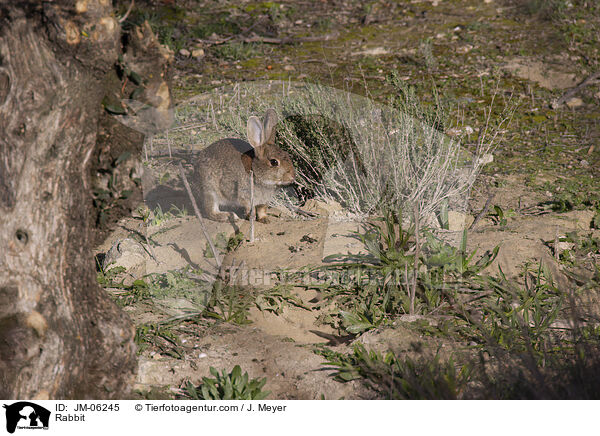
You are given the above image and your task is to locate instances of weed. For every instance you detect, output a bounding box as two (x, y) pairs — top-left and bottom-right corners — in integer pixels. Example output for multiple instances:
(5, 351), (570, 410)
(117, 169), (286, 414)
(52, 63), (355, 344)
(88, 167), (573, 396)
(227, 231), (245, 252)
(202, 231), (243, 259)
(313, 211), (498, 332)
(542, 177), (600, 212)
(520, 0), (569, 21)
(593, 210), (600, 229)
(213, 42), (261, 61)
(544, 231), (600, 262)
(96, 265), (150, 306)
(464, 264), (563, 357)
(314, 17), (333, 31)
(182, 366), (270, 400)
(203, 281), (253, 325)
(488, 205), (515, 227)
(190, 16), (242, 40)
(320, 343), (472, 399)
(149, 204), (173, 226)
(254, 285), (310, 315)
(135, 322), (185, 359)
(418, 38), (437, 72)
(145, 268), (213, 311)
(203, 79), (500, 218)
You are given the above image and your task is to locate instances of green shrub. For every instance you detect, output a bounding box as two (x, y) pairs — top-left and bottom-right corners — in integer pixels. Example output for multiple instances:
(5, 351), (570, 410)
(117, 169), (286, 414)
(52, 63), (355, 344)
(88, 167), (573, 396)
(183, 366), (270, 400)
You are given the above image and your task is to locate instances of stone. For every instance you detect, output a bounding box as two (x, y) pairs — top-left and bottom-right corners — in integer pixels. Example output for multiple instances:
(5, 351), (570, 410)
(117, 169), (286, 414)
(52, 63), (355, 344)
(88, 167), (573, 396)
(447, 211), (474, 231)
(303, 199), (343, 215)
(565, 97), (583, 108)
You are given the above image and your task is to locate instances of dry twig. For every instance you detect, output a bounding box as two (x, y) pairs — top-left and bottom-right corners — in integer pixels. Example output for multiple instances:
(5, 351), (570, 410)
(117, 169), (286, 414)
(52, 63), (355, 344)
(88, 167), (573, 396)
(177, 163), (222, 268)
(118, 0), (134, 24)
(551, 70), (600, 109)
(249, 170), (255, 243)
(469, 192), (495, 230)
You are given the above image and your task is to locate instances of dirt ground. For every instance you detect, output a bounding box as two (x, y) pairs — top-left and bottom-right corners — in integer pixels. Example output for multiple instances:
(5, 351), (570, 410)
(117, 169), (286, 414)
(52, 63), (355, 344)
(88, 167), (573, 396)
(96, 190), (598, 399)
(98, 0), (600, 399)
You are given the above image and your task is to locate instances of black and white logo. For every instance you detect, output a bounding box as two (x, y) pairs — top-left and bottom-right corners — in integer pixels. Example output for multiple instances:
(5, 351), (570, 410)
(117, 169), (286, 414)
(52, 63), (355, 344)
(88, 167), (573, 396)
(3, 402), (50, 434)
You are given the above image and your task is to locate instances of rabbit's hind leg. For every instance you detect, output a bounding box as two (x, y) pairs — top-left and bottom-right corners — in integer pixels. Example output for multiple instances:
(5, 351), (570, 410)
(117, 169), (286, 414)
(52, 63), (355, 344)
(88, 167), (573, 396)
(202, 192), (237, 222)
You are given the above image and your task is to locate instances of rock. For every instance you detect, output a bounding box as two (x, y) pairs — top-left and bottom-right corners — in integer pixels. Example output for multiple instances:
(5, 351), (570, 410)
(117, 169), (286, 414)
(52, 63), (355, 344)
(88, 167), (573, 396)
(300, 234), (317, 244)
(456, 45), (473, 54)
(566, 97), (583, 108)
(191, 48), (204, 58)
(556, 241), (575, 251)
(102, 238), (147, 286)
(447, 211), (474, 231)
(565, 210), (595, 230)
(303, 199), (343, 215)
(179, 48), (190, 57)
(503, 59), (578, 90)
(103, 238), (146, 270)
(477, 153), (494, 165)
(446, 127), (461, 137)
(154, 296), (209, 317)
(352, 47), (390, 56)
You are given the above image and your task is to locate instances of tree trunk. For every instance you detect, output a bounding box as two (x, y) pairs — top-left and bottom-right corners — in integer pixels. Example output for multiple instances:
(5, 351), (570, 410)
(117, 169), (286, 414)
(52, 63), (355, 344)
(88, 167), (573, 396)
(0, 0), (171, 399)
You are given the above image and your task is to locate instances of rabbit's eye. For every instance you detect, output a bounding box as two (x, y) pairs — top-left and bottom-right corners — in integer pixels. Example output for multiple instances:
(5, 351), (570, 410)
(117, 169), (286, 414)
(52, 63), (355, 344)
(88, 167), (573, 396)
(270, 159), (279, 167)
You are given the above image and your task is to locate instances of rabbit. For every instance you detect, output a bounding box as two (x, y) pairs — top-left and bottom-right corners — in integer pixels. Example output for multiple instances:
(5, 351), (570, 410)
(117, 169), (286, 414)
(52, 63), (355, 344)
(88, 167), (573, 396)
(191, 108), (295, 223)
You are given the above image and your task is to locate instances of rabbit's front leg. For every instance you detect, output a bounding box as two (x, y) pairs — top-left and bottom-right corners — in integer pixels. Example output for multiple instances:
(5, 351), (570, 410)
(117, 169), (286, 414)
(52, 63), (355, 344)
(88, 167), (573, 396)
(256, 204), (270, 224)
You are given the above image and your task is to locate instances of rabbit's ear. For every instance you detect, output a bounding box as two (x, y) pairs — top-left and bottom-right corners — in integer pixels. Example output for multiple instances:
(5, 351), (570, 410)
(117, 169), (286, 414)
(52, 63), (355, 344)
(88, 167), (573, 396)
(262, 108), (278, 145)
(247, 116), (263, 149)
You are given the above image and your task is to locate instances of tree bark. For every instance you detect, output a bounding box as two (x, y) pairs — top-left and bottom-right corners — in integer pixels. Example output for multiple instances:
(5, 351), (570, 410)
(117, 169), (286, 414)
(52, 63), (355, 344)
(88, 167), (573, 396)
(0, 0), (171, 399)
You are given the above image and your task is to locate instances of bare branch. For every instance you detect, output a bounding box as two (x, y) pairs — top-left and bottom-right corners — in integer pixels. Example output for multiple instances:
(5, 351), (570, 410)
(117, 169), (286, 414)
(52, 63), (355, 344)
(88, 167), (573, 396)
(177, 163), (222, 269)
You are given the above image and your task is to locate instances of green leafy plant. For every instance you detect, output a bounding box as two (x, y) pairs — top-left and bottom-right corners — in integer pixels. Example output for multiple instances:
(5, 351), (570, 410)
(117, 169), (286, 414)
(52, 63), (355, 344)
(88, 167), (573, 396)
(96, 264), (150, 306)
(488, 205), (514, 227)
(254, 285), (310, 315)
(213, 42), (261, 61)
(422, 229), (499, 279)
(593, 210), (600, 229)
(438, 200), (449, 230)
(227, 231), (245, 252)
(203, 231), (244, 258)
(183, 366), (270, 400)
(457, 263), (563, 358)
(135, 322), (184, 359)
(203, 281), (253, 325)
(320, 343), (471, 399)
(144, 267), (213, 311)
(542, 177), (600, 212)
(313, 211), (499, 333)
